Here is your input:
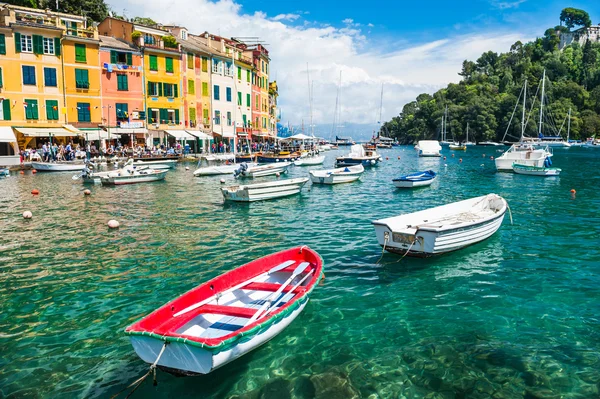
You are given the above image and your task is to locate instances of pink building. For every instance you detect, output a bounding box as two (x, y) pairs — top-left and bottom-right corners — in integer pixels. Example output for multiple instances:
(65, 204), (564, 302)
(99, 35), (146, 145)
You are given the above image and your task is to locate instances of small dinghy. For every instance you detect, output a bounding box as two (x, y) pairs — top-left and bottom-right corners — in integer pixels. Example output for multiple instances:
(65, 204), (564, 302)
(125, 246), (323, 375)
(335, 144), (382, 167)
(221, 177), (309, 202)
(393, 170), (436, 188)
(415, 141), (442, 157)
(512, 163), (561, 176)
(449, 143), (466, 151)
(293, 155), (325, 166)
(100, 168), (167, 185)
(31, 161), (86, 172)
(234, 162), (291, 178)
(309, 164), (364, 185)
(372, 194), (507, 257)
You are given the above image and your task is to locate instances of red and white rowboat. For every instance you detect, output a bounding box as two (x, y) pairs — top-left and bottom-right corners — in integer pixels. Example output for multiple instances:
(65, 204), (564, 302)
(125, 246), (323, 375)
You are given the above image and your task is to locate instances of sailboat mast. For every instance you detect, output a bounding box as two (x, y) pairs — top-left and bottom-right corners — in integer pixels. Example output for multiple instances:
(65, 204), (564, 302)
(378, 83), (383, 138)
(306, 63), (314, 138)
(466, 123), (469, 143)
(538, 69), (545, 136)
(521, 79), (527, 141)
(567, 107), (571, 142)
(444, 105), (448, 141)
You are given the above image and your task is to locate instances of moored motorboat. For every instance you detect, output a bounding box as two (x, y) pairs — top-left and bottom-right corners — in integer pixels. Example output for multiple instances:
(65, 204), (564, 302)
(372, 194), (507, 257)
(293, 155), (325, 166)
(512, 163), (561, 176)
(449, 143), (466, 151)
(221, 178), (309, 202)
(125, 246), (323, 375)
(257, 152), (301, 163)
(495, 143), (553, 171)
(415, 141), (442, 157)
(393, 170), (437, 188)
(478, 141), (504, 146)
(193, 162), (258, 176)
(335, 144), (382, 167)
(100, 169), (167, 185)
(309, 164), (364, 185)
(234, 162), (291, 178)
(31, 161), (86, 172)
(134, 159), (178, 168)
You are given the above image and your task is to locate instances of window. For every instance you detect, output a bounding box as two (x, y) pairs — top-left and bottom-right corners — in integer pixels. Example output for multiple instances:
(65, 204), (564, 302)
(237, 66), (241, 80)
(212, 60), (220, 74)
(255, 117), (259, 129)
(0, 34), (6, 55)
(144, 34), (156, 46)
(117, 74), (128, 91)
(246, 93), (251, 107)
(149, 55), (158, 71)
(167, 109), (175, 123)
(0, 67), (3, 88)
(213, 85), (220, 101)
(46, 100), (59, 120)
(189, 107), (196, 125)
(237, 92), (242, 106)
(202, 57), (208, 72)
(225, 62), (233, 76)
(150, 109), (159, 124)
(226, 87), (232, 102)
(75, 44), (86, 62)
(263, 117), (267, 129)
(75, 69), (89, 89)
(246, 70), (250, 82)
(43, 37), (54, 55)
(165, 57), (174, 73)
(202, 82), (208, 96)
(164, 83), (173, 97)
(148, 82), (159, 96)
(20, 34), (32, 53)
(181, 30), (188, 40)
(188, 79), (195, 95)
(24, 99), (38, 120)
(214, 110), (221, 125)
(255, 95), (259, 110)
(63, 20), (77, 36)
(242, 114), (247, 127)
(44, 68), (57, 87)
(22, 66), (36, 85)
(77, 102), (90, 122)
(116, 103), (128, 121)
(111, 51), (132, 66)
(187, 53), (194, 69)
(226, 111), (232, 126)
(203, 109), (209, 124)
(1, 98), (11, 121)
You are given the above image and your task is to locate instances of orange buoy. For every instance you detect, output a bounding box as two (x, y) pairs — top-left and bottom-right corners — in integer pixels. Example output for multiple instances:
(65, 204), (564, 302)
(385, 157), (389, 160)
(459, 158), (463, 163)
(397, 156), (400, 160)
(83, 189), (91, 196)
(23, 211), (33, 219)
(31, 189), (39, 195)
(570, 189), (576, 194)
(32, 169), (37, 174)
(20, 170), (25, 174)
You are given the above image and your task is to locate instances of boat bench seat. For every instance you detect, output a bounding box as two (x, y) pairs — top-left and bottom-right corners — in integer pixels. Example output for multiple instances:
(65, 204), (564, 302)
(154, 304), (258, 335)
(280, 264), (312, 273)
(245, 282), (306, 294)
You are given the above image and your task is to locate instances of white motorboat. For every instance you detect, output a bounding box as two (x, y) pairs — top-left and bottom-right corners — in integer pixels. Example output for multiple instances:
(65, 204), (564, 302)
(415, 141), (442, 157)
(235, 162), (291, 178)
(31, 161), (86, 172)
(495, 143), (552, 171)
(449, 143), (466, 151)
(309, 164), (364, 185)
(221, 178), (309, 202)
(512, 163), (561, 176)
(100, 169), (167, 185)
(335, 144), (382, 167)
(293, 156), (325, 166)
(372, 194), (507, 257)
(478, 141), (504, 146)
(392, 170), (436, 188)
(75, 159), (150, 184)
(134, 159), (177, 168)
(193, 162), (258, 176)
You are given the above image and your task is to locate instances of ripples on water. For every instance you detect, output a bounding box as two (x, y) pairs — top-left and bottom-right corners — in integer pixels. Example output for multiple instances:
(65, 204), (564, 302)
(1, 147), (599, 398)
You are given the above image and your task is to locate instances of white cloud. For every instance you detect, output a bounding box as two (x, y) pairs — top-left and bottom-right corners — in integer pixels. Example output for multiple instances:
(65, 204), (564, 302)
(491, 0), (527, 10)
(342, 18), (354, 24)
(108, 0), (537, 128)
(272, 13), (300, 22)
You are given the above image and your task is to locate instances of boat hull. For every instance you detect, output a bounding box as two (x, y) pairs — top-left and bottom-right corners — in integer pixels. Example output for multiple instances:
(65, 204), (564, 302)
(194, 163), (258, 176)
(393, 178), (435, 188)
(512, 164), (561, 176)
(130, 301), (308, 375)
(293, 156), (325, 166)
(101, 170), (167, 185)
(241, 163), (290, 178)
(221, 178), (308, 202)
(134, 160), (177, 168)
(31, 162), (86, 172)
(335, 156), (381, 167)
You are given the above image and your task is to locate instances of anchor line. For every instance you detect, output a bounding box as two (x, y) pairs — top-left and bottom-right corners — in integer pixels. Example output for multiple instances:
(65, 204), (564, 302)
(397, 240), (417, 263)
(376, 233), (389, 264)
(111, 342), (169, 399)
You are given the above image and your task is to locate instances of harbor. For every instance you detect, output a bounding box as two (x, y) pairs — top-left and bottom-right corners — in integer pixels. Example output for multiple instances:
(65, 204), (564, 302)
(2, 146), (599, 398)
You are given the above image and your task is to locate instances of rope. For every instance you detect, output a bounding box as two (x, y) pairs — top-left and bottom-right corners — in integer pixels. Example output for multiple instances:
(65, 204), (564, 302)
(111, 342), (169, 399)
(376, 233), (389, 264)
(397, 240), (417, 263)
(506, 203), (514, 225)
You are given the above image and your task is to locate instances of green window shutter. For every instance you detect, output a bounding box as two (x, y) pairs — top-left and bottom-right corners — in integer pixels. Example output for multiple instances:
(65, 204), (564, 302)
(159, 108), (168, 123)
(0, 68), (2, 88)
(202, 82), (208, 96)
(14, 32), (21, 53)
(31, 100), (39, 119)
(175, 109), (180, 124)
(246, 93), (250, 107)
(118, 74), (128, 91)
(147, 81), (152, 95)
(149, 55), (157, 71)
(54, 37), (60, 56)
(242, 114), (247, 126)
(32, 35), (43, 55)
(110, 50), (117, 64)
(188, 79), (194, 95)
(46, 100), (58, 120)
(173, 83), (178, 98)
(2, 98), (11, 120)
(237, 92), (241, 106)
(203, 109), (208, 123)
(246, 70), (250, 82)
(147, 107), (152, 123)
(189, 107), (196, 122)
(166, 57), (173, 73)
(75, 44), (86, 62)
(158, 82), (163, 97)
(0, 34), (5, 55)
(126, 52), (132, 66)
(237, 66), (241, 80)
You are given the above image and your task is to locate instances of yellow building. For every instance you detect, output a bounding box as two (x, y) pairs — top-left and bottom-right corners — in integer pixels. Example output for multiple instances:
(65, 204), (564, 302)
(0, 4), (94, 153)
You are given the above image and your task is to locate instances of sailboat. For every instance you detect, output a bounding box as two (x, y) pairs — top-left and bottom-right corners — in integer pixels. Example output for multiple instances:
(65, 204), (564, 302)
(529, 71), (570, 148)
(464, 123), (475, 146)
(372, 84), (393, 149)
(495, 77), (553, 171)
(331, 71), (353, 147)
(440, 106), (452, 146)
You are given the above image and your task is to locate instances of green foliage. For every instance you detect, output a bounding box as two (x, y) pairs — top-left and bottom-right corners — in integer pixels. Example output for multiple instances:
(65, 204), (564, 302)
(131, 31), (142, 41)
(3, 0), (108, 22)
(162, 35), (178, 49)
(560, 8), (591, 30)
(383, 10), (600, 143)
(132, 17), (158, 26)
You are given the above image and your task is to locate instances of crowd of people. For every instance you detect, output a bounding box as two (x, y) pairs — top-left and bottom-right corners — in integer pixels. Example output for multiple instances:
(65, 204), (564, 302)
(21, 142), (86, 162)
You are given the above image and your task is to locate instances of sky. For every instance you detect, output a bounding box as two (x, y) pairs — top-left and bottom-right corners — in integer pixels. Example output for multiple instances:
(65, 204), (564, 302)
(107, 0), (600, 136)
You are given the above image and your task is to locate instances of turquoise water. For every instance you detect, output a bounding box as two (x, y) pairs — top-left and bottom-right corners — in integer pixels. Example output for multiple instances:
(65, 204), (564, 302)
(1, 147), (599, 398)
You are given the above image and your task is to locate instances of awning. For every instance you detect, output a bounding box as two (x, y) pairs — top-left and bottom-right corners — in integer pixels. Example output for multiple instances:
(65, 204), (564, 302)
(165, 130), (196, 140)
(110, 128), (148, 134)
(285, 133), (314, 140)
(80, 129), (121, 141)
(63, 124), (81, 134)
(13, 127), (79, 137)
(0, 127), (16, 143)
(185, 130), (212, 140)
(212, 131), (235, 138)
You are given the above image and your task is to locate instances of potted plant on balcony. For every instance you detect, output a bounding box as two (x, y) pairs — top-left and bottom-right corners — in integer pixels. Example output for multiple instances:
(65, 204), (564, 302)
(162, 35), (178, 49)
(131, 30), (142, 46)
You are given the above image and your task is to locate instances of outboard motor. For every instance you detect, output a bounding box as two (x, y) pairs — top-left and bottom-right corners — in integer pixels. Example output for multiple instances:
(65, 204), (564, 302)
(233, 162), (248, 178)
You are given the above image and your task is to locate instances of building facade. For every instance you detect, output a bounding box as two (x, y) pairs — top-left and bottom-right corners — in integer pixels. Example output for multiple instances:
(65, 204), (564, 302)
(559, 25), (600, 50)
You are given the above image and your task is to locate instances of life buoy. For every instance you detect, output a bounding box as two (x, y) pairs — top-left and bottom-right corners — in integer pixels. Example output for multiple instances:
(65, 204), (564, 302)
(107, 148), (114, 155)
